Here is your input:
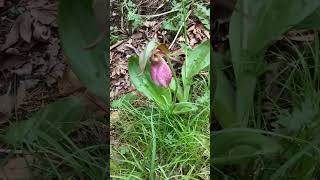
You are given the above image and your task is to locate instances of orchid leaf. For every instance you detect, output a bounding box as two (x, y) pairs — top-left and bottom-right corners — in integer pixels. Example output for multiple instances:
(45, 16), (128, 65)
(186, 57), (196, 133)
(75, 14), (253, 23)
(58, 0), (107, 101)
(182, 40), (210, 100)
(140, 40), (158, 73)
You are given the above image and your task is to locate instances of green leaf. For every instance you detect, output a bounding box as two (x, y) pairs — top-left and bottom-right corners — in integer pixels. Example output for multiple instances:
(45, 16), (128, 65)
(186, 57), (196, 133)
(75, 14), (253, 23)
(183, 40), (210, 80)
(162, 16), (181, 32)
(169, 78), (183, 102)
(229, 0), (320, 125)
(128, 56), (172, 110)
(0, 85), (14, 120)
(269, 144), (316, 180)
(295, 8), (320, 29)
(111, 92), (138, 109)
(140, 40), (158, 73)
(277, 91), (320, 137)
(58, 0), (107, 101)
(213, 53), (237, 128)
(4, 96), (85, 146)
(182, 40), (210, 100)
(212, 130), (281, 165)
(195, 3), (210, 30)
(172, 102), (198, 114)
(230, 0), (320, 65)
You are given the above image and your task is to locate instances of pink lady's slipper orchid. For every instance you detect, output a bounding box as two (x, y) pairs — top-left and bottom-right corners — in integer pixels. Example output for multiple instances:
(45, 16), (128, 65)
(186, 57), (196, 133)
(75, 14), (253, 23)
(150, 49), (172, 88)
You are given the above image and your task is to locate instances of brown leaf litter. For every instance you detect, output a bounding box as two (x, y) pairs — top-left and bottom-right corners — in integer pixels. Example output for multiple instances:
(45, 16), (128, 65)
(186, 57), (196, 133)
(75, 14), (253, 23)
(0, 155), (34, 180)
(110, 17), (210, 100)
(0, 0), (67, 121)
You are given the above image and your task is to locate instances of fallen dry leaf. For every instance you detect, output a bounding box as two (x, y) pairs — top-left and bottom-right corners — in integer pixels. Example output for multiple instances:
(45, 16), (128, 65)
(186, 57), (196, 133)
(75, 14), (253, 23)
(1, 16), (22, 51)
(30, 9), (57, 25)
(143, 21), (157, 28)
(47, 38), (60, 60)
(287, 30), (315, 42)
(27, 0), (49, 8)
(33, 21), (50, 42)
(19, 12), (34, 43)
(0, 55), (26, 71)
(50, 62), (65, 79)
(20, 79), (40, 90)
(111, 111), (120, 122)
(5, 48), (20, 55)
(12, 63), (33, 76)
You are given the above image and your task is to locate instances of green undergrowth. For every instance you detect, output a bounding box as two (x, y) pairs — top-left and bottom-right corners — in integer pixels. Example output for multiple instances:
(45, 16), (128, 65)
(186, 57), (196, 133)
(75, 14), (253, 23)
(110, 0), (209, 44)
(0, 109), (108, 179)
(213, 35), (320, 179)
(110, 75), (210, 179)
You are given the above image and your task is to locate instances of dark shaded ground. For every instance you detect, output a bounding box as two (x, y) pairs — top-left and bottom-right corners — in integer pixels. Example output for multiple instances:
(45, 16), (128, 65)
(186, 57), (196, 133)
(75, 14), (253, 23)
(0, 0), (71, 123)
(0, 1), (108, 178)
(0, 0), (93, 123)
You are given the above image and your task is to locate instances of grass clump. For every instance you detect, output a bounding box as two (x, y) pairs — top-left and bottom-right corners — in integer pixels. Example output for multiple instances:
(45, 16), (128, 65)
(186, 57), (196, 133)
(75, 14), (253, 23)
(111, 75), (210, 179)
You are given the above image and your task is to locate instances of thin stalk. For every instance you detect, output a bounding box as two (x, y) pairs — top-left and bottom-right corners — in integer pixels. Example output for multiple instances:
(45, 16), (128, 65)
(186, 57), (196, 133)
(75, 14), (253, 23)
(150, 107), (156, 180)
(169, 10), (192, 50)
(182, 0), (189, 101)
(314, 31), (319, 85)
(137, 9), (180, 18)
(181, 0), (189, 45)
(166, 54), (178, 104)
(242, 0), (248, 50)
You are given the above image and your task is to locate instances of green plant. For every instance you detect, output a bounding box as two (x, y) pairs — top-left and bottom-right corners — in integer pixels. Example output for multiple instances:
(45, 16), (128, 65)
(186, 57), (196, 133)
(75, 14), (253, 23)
(213, 0), (320, 178)
(125, 0), (144, 31)
(194, 3), (209, 30)
(128, 39), (209, 114)
(110, 76), (210, 179)
(111, 26), (126, 44)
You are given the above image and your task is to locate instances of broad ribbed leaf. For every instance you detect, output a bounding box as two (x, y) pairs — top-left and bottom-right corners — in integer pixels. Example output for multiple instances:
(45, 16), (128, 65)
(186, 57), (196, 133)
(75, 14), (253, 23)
(229, 0), (320, 126)
(182, 40), (210, 100)
(213, 53), (237, 128)
(295, 8), (320, 29)
(212, 130), (281, 165)
(58, 0), (107, 101)
(172, 102), (197, 114)
(140, 40), (158, 73)
(230, 0), (320, 66)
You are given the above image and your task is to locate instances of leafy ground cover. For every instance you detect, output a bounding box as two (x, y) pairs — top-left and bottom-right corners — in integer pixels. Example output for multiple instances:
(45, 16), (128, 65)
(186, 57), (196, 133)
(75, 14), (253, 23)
(213, 0), (320, 179)
(110, 0), (210, 178)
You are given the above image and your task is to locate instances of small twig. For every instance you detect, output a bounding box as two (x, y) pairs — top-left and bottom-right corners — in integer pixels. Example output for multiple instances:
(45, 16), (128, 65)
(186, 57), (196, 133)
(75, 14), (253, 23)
(110, 39), (126, 50)
(135, 8), (179, 18)
(169, 10), (192, 50)
(169, 23), (184, 50)
(0, 148), (24, 155)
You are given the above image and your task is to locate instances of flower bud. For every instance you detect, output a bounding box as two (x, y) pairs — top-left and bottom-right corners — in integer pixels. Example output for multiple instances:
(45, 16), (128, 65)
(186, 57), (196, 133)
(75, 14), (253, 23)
(151, 59), (172, 88)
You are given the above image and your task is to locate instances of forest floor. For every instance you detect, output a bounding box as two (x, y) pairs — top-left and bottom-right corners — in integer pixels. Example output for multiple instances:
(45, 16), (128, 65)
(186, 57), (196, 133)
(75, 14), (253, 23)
(0, 0), (107, 178)
(110, 0), (210, 178)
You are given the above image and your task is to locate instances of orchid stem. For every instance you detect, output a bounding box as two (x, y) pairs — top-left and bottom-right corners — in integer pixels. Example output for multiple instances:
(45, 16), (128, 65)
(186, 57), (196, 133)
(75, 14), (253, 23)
(165, 54), (178, 105)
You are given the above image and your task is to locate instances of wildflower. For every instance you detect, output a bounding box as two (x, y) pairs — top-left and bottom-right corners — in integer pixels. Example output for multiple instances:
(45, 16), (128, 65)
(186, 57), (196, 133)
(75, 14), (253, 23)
(150, 49), (172, 87)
